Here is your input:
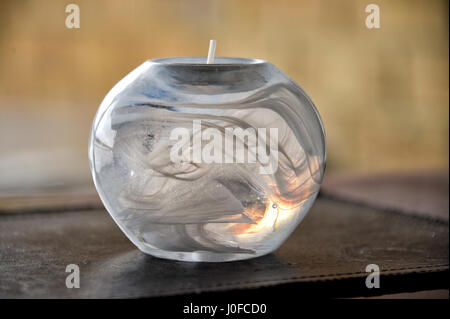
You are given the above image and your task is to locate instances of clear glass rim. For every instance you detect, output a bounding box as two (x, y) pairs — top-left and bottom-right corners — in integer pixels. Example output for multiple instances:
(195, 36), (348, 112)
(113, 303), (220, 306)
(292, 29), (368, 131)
(148, 57), (268, 66)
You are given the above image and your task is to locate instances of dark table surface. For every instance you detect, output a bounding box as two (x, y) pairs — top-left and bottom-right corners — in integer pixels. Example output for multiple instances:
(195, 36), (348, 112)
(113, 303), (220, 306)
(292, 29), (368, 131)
(0, 172), (448, 298)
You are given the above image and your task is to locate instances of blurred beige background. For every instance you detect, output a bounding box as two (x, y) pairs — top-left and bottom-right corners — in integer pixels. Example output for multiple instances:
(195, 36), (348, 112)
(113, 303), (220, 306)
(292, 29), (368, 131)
(0, 0), (448, 192)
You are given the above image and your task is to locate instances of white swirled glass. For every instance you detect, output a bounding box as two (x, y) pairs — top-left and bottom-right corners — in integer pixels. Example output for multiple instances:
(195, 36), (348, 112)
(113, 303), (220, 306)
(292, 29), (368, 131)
(89, 57), (326, 262)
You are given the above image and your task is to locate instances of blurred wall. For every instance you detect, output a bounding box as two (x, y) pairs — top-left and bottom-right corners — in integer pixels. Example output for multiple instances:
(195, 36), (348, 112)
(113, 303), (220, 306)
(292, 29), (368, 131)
(0, 0), (448, 189)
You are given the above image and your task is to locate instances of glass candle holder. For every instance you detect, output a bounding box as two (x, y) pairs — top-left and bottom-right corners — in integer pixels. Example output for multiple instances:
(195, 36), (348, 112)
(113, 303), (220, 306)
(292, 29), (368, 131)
(89, 57), (326, 262)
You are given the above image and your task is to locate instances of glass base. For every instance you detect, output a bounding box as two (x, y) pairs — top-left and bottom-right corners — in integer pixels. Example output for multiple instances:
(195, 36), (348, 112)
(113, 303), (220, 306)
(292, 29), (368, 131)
(136, 243), (271, 262)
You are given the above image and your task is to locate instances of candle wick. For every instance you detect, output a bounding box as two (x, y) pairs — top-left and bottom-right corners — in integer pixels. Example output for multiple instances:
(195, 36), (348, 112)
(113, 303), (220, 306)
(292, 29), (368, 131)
(206, 39), (217, 64)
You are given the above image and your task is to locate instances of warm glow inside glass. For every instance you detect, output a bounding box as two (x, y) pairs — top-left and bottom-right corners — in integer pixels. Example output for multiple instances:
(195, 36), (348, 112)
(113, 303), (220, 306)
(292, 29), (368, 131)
(89, 57), (326, 262)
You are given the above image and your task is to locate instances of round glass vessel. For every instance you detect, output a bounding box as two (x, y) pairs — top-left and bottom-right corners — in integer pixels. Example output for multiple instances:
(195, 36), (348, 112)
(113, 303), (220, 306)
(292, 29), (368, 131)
(89, 57), (326, 262)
